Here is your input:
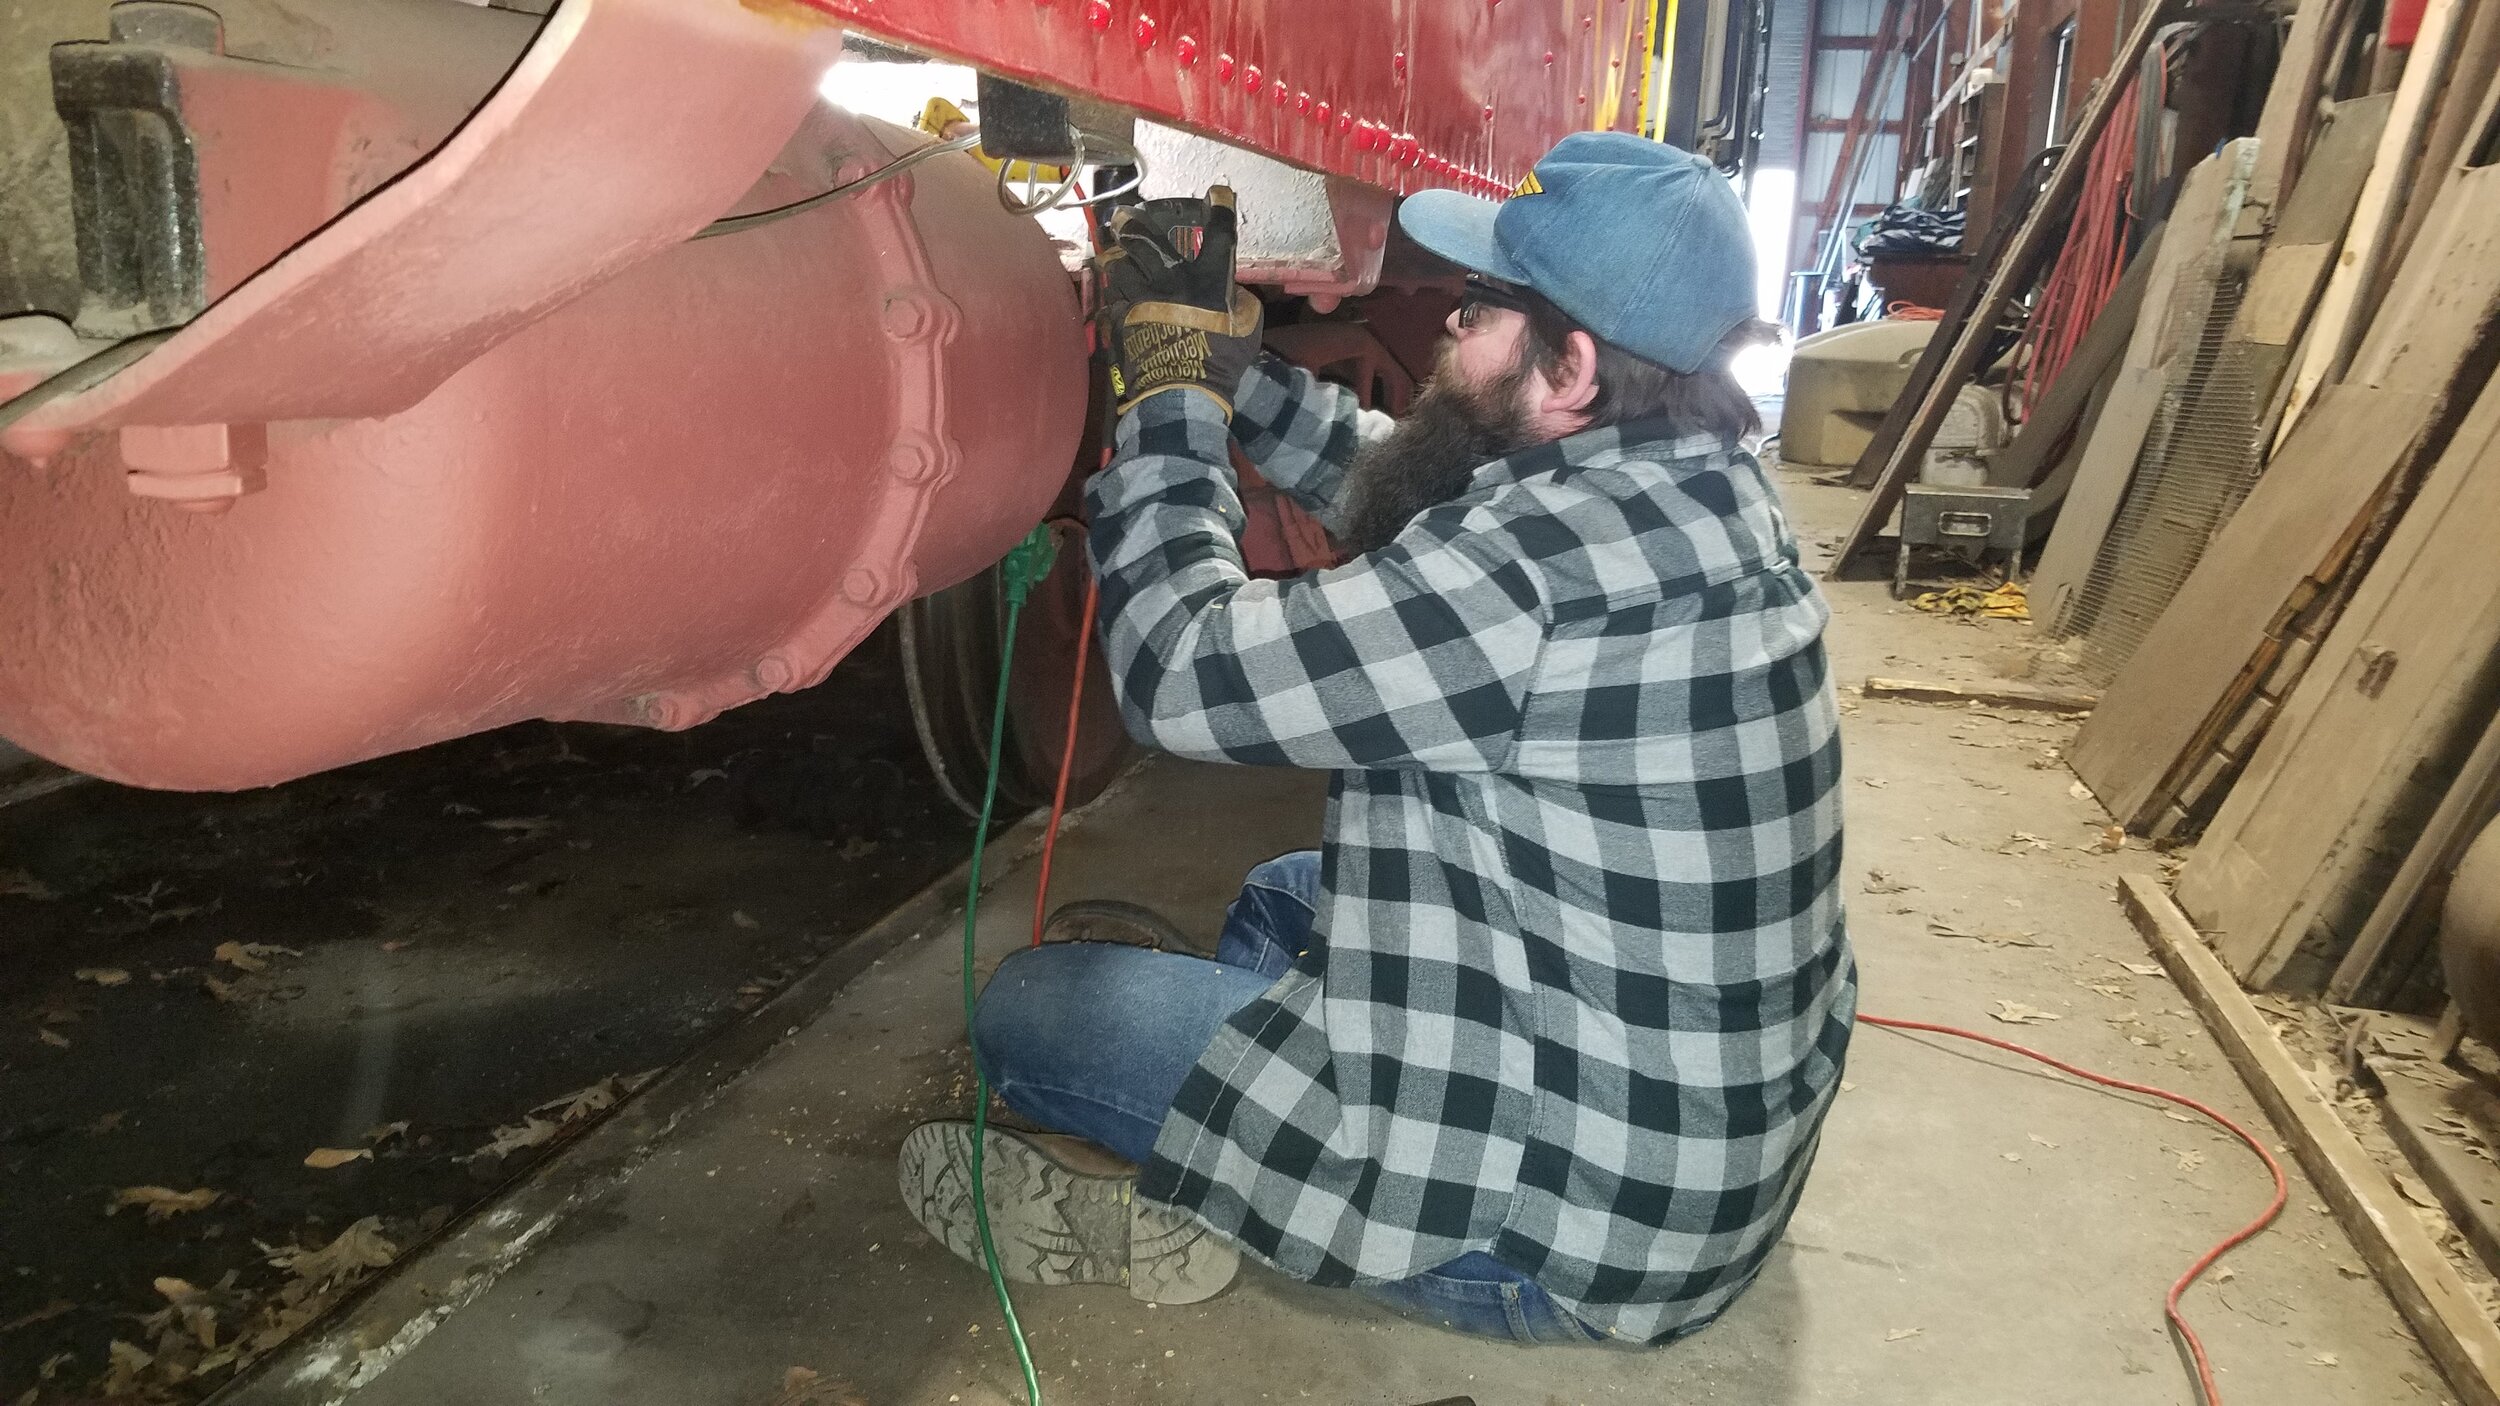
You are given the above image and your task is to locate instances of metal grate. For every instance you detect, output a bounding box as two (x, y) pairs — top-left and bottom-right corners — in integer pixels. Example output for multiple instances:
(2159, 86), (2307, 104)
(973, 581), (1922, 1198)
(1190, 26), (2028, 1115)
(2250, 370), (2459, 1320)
(2062, 260), (2265, 685)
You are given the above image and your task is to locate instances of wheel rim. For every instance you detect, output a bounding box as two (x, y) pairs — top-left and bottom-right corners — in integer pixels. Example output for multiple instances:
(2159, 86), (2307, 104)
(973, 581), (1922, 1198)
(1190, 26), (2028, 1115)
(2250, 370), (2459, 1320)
(899, 526), (1131, 820)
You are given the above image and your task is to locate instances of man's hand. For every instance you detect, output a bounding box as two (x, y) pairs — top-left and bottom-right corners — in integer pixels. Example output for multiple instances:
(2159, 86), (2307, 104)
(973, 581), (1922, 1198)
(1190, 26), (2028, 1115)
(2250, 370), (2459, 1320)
(1096, 188), (1263, 416)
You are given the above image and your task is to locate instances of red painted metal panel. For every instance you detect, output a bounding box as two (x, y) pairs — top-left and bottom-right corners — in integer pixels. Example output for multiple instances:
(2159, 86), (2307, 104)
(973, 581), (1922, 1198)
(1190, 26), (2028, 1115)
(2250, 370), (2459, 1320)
(785, 0), (1653, 196)
(0, 2), (1087, 790)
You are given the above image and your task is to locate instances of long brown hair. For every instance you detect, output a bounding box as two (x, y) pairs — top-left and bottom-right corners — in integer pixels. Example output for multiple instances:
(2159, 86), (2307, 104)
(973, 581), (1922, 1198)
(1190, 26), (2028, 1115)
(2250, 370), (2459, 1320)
(1515, 289), (1779, 441)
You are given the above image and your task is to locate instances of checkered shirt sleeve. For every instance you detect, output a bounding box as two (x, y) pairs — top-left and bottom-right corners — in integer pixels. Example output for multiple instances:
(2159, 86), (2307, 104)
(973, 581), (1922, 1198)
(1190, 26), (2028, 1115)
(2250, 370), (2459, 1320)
(1085, 387), (1546, 773)
(1226, 355), (1397, 539)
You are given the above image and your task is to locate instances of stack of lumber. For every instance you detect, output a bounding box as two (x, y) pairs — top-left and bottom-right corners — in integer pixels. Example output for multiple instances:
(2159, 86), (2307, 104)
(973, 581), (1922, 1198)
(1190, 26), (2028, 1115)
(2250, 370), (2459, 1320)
(2060, 0), (2500, 995)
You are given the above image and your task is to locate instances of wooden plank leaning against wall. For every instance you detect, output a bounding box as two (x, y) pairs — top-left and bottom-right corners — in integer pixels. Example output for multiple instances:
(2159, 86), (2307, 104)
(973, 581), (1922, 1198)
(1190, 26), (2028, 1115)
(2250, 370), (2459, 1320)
(2178, 75), (2500, 988)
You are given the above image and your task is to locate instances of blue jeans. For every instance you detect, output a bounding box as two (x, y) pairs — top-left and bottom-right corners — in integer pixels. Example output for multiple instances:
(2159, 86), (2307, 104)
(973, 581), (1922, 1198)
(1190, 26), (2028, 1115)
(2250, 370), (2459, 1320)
(972, 851), (1602, 1346)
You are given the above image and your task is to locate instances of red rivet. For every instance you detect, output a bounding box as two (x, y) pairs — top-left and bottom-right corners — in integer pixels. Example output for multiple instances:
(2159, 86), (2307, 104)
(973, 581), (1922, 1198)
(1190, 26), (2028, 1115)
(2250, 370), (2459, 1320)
(1483, 104), (1495, 120)
(1584, 14), (1594, 26)
(1315, 100), (1331, 124)
(1296, 91), (1313, 114)
(1085, 0), (1112, 31)
(1393, 51), (1408, 78)
(1354, 123), (1378, 150)
(1272, 79), (1289, 105)
(1132, 12), (1156, 46)
(1175, 33), (1198, 64)
(1216, 52), (1234, 81)
(1338, 112), (1354, 134)
(1577, 93), (1588, 105)
(1243, 63), (1262, 91)
(1543, 50), (1555, 64)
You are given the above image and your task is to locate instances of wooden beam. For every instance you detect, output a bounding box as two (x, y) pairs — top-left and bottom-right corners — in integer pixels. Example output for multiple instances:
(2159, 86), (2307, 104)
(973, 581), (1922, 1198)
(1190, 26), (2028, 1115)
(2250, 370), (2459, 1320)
(1862, 677), (2098, 713)
(1824, 0), (2186, 578)
(2067, 384), (2435, 830)
(2274, 0), (2470, 447)
(2121, 875), (2500, 1406)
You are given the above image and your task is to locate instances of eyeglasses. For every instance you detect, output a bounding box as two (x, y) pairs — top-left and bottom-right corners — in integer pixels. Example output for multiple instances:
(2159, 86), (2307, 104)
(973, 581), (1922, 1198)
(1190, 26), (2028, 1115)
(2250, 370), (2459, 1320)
(1456, 277), (1530, 331)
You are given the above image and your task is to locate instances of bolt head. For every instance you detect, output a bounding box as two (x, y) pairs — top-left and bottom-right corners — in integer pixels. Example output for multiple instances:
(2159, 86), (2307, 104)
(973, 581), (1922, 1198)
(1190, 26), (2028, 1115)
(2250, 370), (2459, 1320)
(1216, 52), (1234, 81)
(1084, 0), (1112, 31)
(1175, 33), (1198, 64)
(1271, 79), (1288, 105)
(1243, 63), (1261, 91)
(1132, 12), (1155, 45)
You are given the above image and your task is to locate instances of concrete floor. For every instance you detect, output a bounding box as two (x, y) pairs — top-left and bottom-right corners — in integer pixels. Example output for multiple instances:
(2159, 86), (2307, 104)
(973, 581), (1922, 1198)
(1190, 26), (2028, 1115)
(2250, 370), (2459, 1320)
(234, 472), (2455, 1406)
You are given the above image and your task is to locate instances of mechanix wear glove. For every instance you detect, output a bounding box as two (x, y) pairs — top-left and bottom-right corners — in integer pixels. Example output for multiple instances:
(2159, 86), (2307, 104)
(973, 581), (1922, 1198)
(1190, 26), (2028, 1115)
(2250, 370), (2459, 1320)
(1095, 187), (1264, 416)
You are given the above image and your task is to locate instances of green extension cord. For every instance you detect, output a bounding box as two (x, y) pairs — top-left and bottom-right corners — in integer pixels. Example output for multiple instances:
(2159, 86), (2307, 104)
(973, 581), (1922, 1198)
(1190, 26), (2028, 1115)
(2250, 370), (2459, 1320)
(962, 523), (1059, 1406)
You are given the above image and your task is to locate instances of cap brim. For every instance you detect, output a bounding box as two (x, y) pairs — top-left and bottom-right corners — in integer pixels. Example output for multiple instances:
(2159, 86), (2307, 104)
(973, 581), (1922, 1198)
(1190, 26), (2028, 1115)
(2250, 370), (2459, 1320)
(1397, 190), (1530, 284)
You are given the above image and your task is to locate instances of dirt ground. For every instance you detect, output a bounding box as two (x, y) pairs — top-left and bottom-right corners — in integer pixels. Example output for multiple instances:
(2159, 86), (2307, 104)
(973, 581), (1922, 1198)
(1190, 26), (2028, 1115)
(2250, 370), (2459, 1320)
(0, 627), (986, 1401)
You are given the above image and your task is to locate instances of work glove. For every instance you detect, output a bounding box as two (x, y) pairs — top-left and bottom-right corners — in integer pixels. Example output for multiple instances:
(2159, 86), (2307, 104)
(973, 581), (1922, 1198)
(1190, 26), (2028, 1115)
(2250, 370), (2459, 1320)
(1095, 187), (1263, 416)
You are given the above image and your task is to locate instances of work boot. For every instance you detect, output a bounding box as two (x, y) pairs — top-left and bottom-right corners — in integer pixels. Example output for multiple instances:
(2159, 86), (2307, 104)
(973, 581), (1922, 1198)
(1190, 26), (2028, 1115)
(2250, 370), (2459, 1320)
(1038, 898), (1208, 954)
(896, 1120), (1240, 1305)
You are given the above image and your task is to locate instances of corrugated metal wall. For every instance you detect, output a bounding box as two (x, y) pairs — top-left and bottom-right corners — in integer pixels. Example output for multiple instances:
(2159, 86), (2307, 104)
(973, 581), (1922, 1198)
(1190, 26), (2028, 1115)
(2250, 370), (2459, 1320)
(1797, 0), (1909, 271)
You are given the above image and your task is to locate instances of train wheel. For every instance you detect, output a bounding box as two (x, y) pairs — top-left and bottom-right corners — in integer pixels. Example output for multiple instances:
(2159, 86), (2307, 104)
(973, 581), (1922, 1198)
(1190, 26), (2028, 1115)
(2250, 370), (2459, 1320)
(898, 519), (1131, 820)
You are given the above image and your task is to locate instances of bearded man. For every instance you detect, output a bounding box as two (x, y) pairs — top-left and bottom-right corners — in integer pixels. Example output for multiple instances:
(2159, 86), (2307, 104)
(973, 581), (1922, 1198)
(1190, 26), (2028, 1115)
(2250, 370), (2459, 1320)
(898, 132), (1857, 1347)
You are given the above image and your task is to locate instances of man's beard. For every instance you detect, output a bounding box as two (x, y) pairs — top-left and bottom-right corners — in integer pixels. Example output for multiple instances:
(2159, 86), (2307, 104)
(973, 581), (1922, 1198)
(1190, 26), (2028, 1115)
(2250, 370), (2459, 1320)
(1336, 348), (1539, 556)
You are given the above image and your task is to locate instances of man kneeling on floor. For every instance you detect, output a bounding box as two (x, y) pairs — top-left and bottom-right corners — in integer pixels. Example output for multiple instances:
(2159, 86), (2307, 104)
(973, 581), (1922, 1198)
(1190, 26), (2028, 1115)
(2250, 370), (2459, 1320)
(899, 133), (1858, 1347)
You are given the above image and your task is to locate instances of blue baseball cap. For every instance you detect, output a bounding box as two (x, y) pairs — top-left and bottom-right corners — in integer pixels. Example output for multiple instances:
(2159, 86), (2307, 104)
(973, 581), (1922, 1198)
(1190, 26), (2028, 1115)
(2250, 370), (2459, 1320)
(1398, 132), (1758, 374)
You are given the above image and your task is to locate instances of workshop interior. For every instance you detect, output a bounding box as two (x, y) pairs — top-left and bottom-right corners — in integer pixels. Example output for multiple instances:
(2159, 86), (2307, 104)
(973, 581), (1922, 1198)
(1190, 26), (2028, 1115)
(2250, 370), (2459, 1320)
(5, 0), (2500, 1403)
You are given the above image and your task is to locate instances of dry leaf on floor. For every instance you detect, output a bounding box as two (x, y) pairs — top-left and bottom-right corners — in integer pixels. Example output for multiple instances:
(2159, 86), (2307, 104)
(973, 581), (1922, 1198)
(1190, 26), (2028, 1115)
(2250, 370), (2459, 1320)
(2174, 1148), (2206, 1173)
(201, 975), (239, 1003)
(1931, 921), (2044, 948)
(2118, 961), (2163, 977)
(2029, 1133), (2059, 1149)
(770, 1366), (869, 1406)
(732, 910), (762, 930)
(365, 1121), (409, 1146)
(2068, 781), (2093, 802)
(2336, 1262), (2366, 1279)
(86, 1110), (125, 1135)
(2394, 1174), (2440, 1209)
(265, 1217), (397, 1283)
(108, 1186), (220, 1222)
(2310, 1353), (2339, 1368)
(0, 1299), (75, 1334)
(74, 967), (131, 987)
(2082, 981), (2130, 999)
(1989, 1001), (2061, 1025)
(1996, 832), (2053, 855)
(212, 941), (301, 973)
(483, 816), (555, 838)
(1886, 1327), (1922, 1342)
(0, 868), (58, 900)
(2001, 1152), (2023, 1163)
(102, 1339), (153, 1395)
(468, 1116), (559, 1161)
(1860, 777), (1888, 788)
(2081, 826), (2126, 855)
(36, 1028), (69, 1048)
(303, 1147), (371, 1170)
(1864, 870), (1911, 895)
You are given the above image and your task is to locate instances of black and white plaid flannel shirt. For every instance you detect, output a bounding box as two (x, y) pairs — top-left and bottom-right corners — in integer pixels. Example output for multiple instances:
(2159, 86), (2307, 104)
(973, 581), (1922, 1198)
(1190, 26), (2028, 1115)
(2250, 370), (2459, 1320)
(1085, 356), (1857, 1344)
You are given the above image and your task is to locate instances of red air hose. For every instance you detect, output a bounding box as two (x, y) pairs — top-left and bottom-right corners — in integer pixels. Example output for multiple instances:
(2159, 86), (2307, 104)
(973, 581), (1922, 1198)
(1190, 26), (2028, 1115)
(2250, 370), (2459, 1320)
(2012, 79), (2143, 422)
(1858, 1015), (2287, 1406)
